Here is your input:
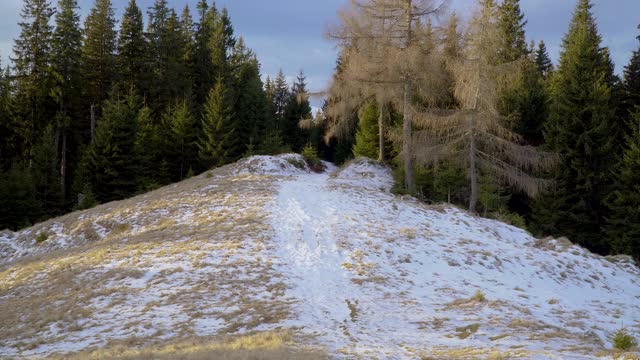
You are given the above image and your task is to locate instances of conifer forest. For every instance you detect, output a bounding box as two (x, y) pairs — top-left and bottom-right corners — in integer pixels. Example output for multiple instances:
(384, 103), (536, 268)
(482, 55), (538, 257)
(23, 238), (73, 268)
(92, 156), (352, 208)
(0, 0), (639, 264)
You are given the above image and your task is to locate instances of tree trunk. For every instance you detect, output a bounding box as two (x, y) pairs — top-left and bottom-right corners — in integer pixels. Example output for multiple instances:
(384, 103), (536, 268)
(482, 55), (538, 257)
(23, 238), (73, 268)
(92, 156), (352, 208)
(402, 0), (414, 192)
(403, 77), (414, 192)
(469, 116), (478, 213)
(90, 104), (96, 142)
(60, 129), (67, 200)
(378, 102), (385, 162)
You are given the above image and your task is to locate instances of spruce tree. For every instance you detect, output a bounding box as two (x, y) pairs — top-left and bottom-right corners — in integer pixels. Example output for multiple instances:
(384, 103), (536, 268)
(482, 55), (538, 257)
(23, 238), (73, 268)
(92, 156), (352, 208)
(0, 64), (17, 168)
(12, 0), (56, 159)
(193, 0), (216, 107)
(165, 101), (197, 180)
(535, 40), (554, 79)
(352, 101), (379, 159)
(117, 0), (150, 96)
(534, 0), (615, 254)
(51, 0), (83, 201)
(497, 0), (528, 63)
(273, 69), (290, 133)
(32, 124), (62, 215)
(209, 7), (236, 80)
(284, 70), (312, 152)
(82, 0), (117, 112)
(0, 163), (40, 230)
(80, 90), (140, 202)
(606, 110), (640, 261)
(230, 39), (268, 157)
(198, 77), (235, 169)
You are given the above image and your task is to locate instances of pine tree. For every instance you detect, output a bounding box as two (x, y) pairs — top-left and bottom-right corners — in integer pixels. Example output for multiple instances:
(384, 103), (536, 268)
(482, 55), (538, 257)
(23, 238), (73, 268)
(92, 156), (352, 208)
(534, 0), (615, 254)
(82, 0), (117, 111)
(12, 0), (56, 159)
(606, 110), (640, 261)
(352, 101), (379, 159)
(51, 0), (83, 201)
(198, 77), (235, 169)
(497, 0), (528, 63)
(535, 40), (554, 79)
(117, 0), (149, 96)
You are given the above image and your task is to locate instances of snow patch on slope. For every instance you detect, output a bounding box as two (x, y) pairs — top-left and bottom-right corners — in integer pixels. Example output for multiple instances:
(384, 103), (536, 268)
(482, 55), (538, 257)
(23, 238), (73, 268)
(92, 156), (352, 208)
(270, 159), (640, 359)
(332, 157), (394, 191)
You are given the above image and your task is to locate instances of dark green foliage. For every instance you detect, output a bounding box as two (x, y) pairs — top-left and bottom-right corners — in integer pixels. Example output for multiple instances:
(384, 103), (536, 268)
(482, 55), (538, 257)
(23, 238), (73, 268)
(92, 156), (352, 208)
(301, 144), (323, 172)
(606, 111), (640, 261)
(117, 0), (150, 96)
(198, 77), (236, 169)
(533, 0), (615, 254)
(0, 163), (40, 230)
(35, 232), (48, 243)
(79, 90), (141, 203)
(165, 101), (197, 181)
(610, 327), (638, 351)
(283, 71), (312, 152)
(272, 70), (290, 133)
(147, 0), (191, 111)
(352, 101), (379, 159)
(12, 0), (56, 159)
(501, 56), (548, 146)
(535, 41), (554, 79)
(32, 125), (63, 214)
(230, 39), (268, 157)
(82, 0), (117, 108)
(497, 0), (527, 63)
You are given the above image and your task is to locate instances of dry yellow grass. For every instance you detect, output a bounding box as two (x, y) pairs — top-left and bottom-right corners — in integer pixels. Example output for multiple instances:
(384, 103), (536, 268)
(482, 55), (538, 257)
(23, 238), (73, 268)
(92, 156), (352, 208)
(49, 331), (327, 360)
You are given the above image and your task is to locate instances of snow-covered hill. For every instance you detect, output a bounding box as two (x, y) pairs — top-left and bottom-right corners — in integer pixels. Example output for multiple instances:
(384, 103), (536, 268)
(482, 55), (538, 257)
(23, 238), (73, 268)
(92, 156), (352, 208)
(0, 155), (639, 359)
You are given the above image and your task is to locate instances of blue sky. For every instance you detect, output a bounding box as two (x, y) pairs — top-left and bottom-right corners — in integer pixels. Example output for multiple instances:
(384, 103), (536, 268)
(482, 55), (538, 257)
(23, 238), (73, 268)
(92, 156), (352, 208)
(0, 0), (638, 96)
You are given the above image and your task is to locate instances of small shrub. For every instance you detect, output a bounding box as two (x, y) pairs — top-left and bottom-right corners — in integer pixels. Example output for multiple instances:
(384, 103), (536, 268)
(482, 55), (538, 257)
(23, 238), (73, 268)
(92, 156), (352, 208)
(205, 172), (213, 179)
(35, 232), (48, 243)
(287, 158), (306, 170)
(301, 144), (324, 173)
(610, 327), (638, 351)
(472, 290), (487, 302)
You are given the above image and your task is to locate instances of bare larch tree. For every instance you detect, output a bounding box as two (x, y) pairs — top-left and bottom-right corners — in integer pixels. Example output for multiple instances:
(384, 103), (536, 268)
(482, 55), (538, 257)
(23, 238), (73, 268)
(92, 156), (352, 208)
(327, 0), (449, 191)
(412, 2), (557, 212)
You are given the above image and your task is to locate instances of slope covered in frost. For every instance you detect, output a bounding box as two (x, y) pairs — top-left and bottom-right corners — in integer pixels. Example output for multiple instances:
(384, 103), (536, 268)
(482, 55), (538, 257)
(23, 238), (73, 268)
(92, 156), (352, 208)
(0, 155), (638, 359)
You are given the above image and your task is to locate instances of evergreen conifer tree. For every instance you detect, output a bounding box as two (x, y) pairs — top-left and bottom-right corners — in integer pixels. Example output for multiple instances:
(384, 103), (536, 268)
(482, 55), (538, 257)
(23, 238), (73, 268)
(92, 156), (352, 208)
(165, 101), (197, 180)
(352, 101), (379, 159)
(12, 0), (56, 159)
(117, 0), (149, 96)
(51, 0), (83, 201)
(534, 0), (615, 254)
(82, 0), (117, 112)
(198, 77), (235, 169)
(497, 0), (528, 63)
(80, 90), (140, 202)
(284, 70), (312, 152)
(535, 40), (554, 79)
(606, 110), (640, 261)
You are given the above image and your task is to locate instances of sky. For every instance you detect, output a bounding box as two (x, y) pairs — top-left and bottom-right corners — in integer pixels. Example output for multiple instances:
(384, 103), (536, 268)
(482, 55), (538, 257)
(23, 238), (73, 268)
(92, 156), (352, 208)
(0, 0), (638, 98)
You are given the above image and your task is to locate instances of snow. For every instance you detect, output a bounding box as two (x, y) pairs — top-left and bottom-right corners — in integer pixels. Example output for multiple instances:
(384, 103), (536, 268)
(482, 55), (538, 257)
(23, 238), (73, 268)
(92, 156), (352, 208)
(268, 157), (640, 358)
(0, 154), (639, 359)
